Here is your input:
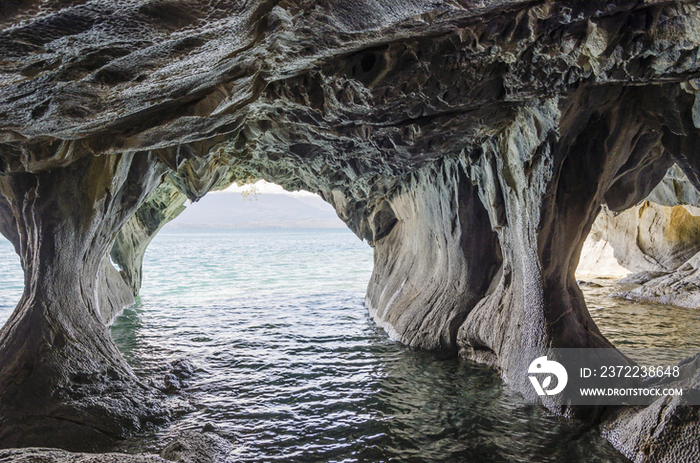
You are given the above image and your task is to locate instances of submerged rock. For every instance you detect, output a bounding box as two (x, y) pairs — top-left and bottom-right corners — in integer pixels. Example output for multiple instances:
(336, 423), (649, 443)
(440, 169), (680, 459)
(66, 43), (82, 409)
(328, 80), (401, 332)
(148, 358), (199, 394)
(577, 281), (603, 288)
(0, 428), (234, 462)
(160, 430), (234, 463)
(0, 0), (699, 461)
(0, 448), (168, 463)
(582, 167), (700, 309)
(618, 272), (671, 286)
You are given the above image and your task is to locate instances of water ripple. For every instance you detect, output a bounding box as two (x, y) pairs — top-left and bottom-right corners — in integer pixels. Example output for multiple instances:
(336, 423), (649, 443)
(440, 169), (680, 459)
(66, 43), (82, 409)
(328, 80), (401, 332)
(108, 229), (629, 462)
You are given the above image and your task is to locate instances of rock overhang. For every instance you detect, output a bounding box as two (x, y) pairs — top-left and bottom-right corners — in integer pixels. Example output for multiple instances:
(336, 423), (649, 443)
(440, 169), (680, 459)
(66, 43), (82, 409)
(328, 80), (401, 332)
(0, 1), (700, 461)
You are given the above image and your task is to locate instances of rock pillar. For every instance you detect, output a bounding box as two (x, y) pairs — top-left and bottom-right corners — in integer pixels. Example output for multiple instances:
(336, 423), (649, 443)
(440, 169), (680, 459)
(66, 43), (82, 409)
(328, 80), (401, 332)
(365, 158), (501, 355)
(0, 152), (167, 450)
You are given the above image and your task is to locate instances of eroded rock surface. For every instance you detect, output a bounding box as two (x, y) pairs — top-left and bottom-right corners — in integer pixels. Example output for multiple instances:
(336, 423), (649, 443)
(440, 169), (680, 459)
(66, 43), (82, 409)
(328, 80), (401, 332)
(366, 157), (500, 355)
(0, 153), (170, 450)
(0, 448), (169, 463)
(0, 428), (233, 462)
(579, 201), (700, 275)
(601, 352), (700, 463)
(159, 429), (234, 463)
(1, 1), (700, 461)
(580, 165), (700, 309)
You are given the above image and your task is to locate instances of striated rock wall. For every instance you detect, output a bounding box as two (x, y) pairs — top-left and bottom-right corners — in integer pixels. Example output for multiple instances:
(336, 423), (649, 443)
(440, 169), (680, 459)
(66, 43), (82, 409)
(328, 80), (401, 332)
(0, 153), (170, 450)
(578, 165), (700, 309)
(579, 201), (700, 276)
(111, 180), (188, 298)
(1, 0), (700, 460)
(365, 157), (500, 355)
(455, 91), (642, 393)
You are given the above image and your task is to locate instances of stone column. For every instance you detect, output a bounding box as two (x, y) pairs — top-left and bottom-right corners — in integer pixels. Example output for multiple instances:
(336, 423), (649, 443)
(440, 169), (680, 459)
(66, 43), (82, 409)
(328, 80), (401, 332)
(0, 151), (168, 450)
(458, 89), (671, 403)
(365, 157), (501, 355)
(110, 180), (187, 297)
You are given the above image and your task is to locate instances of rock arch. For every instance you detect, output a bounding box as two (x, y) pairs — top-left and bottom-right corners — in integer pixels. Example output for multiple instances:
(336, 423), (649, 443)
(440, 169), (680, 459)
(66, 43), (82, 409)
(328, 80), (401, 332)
(1, 1), (700, 460)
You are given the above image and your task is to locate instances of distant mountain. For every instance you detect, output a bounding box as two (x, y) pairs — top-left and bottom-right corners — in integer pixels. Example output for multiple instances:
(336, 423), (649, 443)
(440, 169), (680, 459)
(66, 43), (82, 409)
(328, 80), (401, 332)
(164, 192), (346, 229)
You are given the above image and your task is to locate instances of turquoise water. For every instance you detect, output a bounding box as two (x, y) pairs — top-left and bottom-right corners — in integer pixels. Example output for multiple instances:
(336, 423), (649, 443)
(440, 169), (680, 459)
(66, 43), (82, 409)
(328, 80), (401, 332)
(0, 229), (630, 462)
(0, 239), (22, 322)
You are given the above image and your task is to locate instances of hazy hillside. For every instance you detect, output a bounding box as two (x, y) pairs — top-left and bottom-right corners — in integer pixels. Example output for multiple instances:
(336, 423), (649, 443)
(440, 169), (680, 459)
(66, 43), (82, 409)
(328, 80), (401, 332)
(165, 191), (346, 229)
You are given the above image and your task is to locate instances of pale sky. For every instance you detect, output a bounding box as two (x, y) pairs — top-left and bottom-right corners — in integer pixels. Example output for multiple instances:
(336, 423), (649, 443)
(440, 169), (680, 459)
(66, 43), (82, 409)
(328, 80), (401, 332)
(221, 180), (318, 198)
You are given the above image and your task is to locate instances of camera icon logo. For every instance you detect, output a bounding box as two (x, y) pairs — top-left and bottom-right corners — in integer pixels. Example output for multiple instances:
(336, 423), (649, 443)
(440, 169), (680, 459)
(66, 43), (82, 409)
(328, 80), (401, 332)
(528, 356), (568, 396)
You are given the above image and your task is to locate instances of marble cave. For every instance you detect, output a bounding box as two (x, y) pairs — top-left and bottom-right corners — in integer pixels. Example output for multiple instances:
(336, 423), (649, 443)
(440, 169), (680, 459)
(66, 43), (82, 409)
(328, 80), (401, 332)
(0, 0), (700, 461)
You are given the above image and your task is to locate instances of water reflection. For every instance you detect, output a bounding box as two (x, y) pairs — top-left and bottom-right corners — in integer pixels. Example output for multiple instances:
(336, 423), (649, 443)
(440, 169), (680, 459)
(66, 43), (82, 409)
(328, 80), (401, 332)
(3, 230), (699, 461)
(0, 239), (23, 325)
(109, 230), (629, 462)
(581, 278), (700, 364)
(110, 300), (146, 368)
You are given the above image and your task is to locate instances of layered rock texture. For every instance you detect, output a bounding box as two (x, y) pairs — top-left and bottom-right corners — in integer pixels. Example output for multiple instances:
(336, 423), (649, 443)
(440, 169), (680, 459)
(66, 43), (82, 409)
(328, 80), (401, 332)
(580, 165), (700, 310)
(1, 0), (700, 461)
(0, 428), (233, 462)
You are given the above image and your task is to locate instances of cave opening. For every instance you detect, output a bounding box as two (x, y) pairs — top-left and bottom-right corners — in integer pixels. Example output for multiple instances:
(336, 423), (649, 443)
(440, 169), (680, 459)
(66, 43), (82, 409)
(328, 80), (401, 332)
(573, 164), (700, 361)
(0, 162), (696, 461)
(107, 178), (376, 370)
(2, 0), (700, 459)
(0, 237), (22, 328)
(0, 178), (627, 461)
(105, 189), (379, 454)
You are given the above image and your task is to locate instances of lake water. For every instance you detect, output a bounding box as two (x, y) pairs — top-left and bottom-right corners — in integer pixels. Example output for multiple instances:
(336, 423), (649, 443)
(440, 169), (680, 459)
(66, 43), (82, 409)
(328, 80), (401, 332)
(2, 228), (699, 461)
